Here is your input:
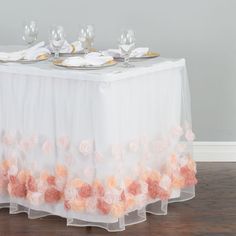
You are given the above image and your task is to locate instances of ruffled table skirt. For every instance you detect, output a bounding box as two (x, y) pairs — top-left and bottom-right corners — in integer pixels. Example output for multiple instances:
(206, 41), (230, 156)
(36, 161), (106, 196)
(0, 56), (197, 231)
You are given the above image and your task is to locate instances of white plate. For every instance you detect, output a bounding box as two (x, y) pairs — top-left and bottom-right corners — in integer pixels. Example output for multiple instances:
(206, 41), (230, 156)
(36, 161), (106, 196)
(0, 54), (49, 64)
(53, 58), (117, 70)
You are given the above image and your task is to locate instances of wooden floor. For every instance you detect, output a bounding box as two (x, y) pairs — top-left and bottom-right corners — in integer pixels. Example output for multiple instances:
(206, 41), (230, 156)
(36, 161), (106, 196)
(0, 163), (236, 236)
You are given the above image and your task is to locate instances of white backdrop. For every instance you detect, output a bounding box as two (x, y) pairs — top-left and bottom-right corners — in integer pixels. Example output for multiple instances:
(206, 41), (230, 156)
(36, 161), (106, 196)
(0, 0), (236, 141)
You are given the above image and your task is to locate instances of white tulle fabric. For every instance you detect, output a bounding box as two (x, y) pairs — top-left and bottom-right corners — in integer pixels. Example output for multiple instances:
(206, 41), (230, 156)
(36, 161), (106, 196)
(0, 54), (197, 232)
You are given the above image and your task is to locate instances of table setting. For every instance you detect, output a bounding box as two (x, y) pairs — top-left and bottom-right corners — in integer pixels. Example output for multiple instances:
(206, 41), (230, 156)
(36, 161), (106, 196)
(0, 21), (197, 232)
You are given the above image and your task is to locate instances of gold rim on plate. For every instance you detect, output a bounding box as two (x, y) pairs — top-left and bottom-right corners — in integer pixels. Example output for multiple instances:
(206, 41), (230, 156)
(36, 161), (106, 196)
(0, 53), (50, 63)
(115, 52), (160, 60)
(53, 58), (117, 70)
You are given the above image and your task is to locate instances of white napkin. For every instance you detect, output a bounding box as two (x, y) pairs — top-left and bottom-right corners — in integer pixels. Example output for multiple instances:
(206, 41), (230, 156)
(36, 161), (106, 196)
(102, 47), (149, 58)
(0, 41), (50, 61)
(62, 53), (113, 67)
(130, 47), (149, 58)
(57, 41), (73, 53)
(71, 41), (83, 53)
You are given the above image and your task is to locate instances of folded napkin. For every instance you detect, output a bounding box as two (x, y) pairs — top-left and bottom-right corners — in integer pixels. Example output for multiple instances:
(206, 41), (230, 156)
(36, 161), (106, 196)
(59, 41), (73, 53)
(0, 41), (50, 61)
(50, 41), (84, 54)
(62, 52), (113, 67)
(71, 41), (83, 53)
(102, 47), (149, 58)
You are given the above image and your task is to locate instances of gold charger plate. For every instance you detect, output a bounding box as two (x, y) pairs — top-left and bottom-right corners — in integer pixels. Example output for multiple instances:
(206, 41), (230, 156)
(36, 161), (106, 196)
(53, 58), (117, 70)
(0, 53), (49, 64)
(115, 52), (160, 61)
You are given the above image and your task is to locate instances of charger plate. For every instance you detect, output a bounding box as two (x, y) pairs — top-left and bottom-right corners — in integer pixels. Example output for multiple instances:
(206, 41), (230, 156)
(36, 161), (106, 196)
(53, 58), (117, 70)
(0, 53), (49, 64)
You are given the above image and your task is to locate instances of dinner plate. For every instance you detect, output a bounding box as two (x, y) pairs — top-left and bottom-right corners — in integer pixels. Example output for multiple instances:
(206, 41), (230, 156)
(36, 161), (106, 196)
(0, 53), (49, 64)
(53, 58), (117, 70)
(115, 51), (160, 61)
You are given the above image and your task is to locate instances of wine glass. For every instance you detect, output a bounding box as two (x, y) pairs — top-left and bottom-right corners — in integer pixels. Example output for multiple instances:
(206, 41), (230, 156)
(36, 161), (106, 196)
(22, 21), (38, 46)
(49, 26), (65, 59)
(78, 25), (95, 53)
(118, 29), (136, 67)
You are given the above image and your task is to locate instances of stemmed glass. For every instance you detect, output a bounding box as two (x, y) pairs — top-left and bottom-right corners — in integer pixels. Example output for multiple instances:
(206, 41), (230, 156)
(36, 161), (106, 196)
(22, 21), (38, 46)
(49, 26), (65, 59)
(78, 25), (95, 54)
(118, 29), (136, 67)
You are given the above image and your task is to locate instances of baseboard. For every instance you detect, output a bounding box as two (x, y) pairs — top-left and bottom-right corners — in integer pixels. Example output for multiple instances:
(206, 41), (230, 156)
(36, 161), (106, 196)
(193, 142), (236, 162)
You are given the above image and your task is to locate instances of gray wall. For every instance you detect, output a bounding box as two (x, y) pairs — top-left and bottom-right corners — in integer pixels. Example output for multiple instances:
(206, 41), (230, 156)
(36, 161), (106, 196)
(0, 0), (235, 141)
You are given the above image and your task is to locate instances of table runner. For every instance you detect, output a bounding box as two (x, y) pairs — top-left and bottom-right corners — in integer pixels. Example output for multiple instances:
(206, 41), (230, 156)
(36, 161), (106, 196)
(0, 53), (197, 231)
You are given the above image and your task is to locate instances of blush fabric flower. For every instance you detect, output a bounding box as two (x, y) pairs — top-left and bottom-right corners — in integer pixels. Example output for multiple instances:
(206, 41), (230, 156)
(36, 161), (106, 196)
(171, 126), (183, 138)
(129, 140), (139, 153)
(2, 132), (15, 146)
(70, 199), (85, 212)
(8, 165), (18, 176)
(55, 165), (68, 177)
(42, 140), (53, 155)
(64, 200), (71, 210)
(128, 180), (141, 196)
(107, 176), (117, 189)
(79, 184), (93, 198)
(111, 202), (125, 218)
(94, 151), (103, 162)
(47, 175), (56, 186)
(153, 139), (169, 153)
(185, 130), (195, 142)
(180, 166), (198, 186)
(120, 190), (126, 201)
(44, 187), (61, 203)
(85, 197), (97, 213)
(97, 198), (111, 215)
(17, 170), (29, 184)
(28, 192), (43, 206)
(27, 175), (37, 192)
(9, 181), (27, 198)
(93, 181), (105, 197)
(147, 178), (169, 200)
(57, 136), (70, 150)
(79, 140), (93, 156)
(147, 178), (159, 199)
(19, 138), (34, 152)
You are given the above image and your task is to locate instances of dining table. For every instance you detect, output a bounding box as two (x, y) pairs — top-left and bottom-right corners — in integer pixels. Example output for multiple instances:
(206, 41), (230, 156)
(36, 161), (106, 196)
(0, 47), (197, 231)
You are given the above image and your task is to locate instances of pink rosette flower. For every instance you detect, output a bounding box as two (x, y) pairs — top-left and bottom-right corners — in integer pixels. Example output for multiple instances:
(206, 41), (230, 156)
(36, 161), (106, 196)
(79, 184), (93, 198)
(147, 178), (170, 200)
(42, 140), (53, 155)
(19, 138), (33, 152)
(44, 187), (61, 203)
(97, 198), (111, 215)
(94, 151), (103, 162)
(47, 175), (56, 186)
(7, 165), (18, 177)
(27, 175), (37, 192)
(171, 126), (184, 138)
(180, 166), (198, 186)
(57, 136), (70, 150)
(64, 187), (77, 201)
(2, 132), (15, 146)
(28, 192), (43, 206)
(79, 140), (93, 157)
(64, 200), (71, 210)
(185, 130), (195, 142)
(153, 139), (169, 153)
(127, 180), (141, 196)
(129, 139), (139, 153)
(8, 180), (27, 198)
(85, 197), (97, 213)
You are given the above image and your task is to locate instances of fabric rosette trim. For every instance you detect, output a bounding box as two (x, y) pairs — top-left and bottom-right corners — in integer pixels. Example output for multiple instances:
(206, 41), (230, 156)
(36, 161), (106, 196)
(0, 127), (197, 219)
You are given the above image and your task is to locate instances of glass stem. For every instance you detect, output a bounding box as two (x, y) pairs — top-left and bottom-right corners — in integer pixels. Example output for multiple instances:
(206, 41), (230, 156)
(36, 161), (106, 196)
(124, 54), (129, 65)
(54, 51), (59, 59)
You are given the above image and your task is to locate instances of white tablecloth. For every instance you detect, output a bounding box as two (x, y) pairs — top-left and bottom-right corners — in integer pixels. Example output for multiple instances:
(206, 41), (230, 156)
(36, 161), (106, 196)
(0, 48), (197, 231)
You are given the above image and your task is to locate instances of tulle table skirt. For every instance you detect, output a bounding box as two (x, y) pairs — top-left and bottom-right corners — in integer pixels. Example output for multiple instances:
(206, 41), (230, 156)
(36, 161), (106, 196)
(0, 57), (197, 231)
